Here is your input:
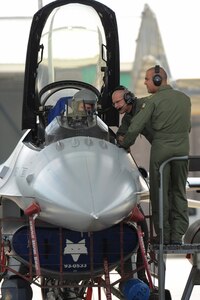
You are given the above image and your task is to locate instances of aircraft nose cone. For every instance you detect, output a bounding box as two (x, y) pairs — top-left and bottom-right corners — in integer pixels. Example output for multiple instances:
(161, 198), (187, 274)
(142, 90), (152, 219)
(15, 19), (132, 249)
(27, 137), (141, 231)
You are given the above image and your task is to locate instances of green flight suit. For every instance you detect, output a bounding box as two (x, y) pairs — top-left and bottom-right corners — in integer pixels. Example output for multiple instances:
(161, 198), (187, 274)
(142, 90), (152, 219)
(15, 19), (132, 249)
(116, 97), (153, 143)
(121, 85), (191, 242)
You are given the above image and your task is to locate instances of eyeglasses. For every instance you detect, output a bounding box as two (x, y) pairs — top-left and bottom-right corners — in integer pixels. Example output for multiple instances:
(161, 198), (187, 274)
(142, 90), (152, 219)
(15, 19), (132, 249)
(112, 98), (123, 106)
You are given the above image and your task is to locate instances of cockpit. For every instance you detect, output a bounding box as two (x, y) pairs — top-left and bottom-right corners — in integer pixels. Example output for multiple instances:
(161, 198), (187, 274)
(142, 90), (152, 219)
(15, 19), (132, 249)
(44, 87), (109, 145)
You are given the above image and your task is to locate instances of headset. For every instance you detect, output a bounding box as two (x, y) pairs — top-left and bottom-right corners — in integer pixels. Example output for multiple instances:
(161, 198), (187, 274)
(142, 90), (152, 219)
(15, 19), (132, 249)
(152, 65), (162, 86)
(112, 85), (136, 104)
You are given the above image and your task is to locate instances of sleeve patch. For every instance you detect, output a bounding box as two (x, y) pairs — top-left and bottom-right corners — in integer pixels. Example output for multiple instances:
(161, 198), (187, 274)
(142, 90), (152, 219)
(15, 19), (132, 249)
(142, 103), (146, 109)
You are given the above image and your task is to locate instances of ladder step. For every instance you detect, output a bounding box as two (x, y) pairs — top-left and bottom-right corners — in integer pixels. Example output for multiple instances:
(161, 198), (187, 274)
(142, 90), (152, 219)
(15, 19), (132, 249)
(151, 243), (200, 254)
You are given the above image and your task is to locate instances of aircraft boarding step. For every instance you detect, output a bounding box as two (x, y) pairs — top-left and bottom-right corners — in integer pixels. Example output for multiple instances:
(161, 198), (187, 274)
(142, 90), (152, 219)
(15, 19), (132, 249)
(157, 155), (200, 300)
(151, 243), (200, 254)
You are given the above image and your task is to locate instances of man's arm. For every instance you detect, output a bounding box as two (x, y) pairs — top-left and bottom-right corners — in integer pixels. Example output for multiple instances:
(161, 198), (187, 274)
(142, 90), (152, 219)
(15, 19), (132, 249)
(120, 100), (155, 149)
(116, 114), (132, 139)
(116, 97), (147, 140)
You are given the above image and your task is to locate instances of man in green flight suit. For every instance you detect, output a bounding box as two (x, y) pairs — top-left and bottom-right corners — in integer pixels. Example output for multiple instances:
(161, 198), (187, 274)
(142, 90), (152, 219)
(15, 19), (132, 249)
(112, 85), (153, 144)
(116, 66), (191, 245)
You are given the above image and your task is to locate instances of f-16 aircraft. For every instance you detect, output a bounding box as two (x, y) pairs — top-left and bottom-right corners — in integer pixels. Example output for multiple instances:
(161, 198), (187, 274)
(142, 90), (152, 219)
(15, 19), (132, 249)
(1, 1), (200, 300)
(0, 1), (151, 299)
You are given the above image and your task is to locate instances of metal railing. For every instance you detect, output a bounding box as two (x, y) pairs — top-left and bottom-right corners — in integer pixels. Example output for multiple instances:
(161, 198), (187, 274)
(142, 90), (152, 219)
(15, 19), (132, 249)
(158, 155), (188, 299)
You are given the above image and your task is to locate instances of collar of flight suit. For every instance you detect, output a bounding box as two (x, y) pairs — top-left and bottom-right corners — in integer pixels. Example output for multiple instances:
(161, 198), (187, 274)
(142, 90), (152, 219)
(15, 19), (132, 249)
(157, 84), (172, 92)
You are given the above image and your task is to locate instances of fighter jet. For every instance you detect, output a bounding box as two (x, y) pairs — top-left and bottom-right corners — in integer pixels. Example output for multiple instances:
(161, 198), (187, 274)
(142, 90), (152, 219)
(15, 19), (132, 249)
(0, 1), (149, 299)
(1, 1), (200, 299)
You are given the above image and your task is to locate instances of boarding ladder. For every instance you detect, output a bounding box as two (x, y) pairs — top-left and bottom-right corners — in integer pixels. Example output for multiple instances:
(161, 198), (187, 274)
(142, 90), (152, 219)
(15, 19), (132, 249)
(155, 155), (200, 300)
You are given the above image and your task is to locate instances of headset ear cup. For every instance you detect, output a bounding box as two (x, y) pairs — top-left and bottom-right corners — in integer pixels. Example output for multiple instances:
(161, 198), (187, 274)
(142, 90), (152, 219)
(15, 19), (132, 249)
(153, 74), (162, 86)
(124, 91), (135, 104)
(153, 65), (162, 86)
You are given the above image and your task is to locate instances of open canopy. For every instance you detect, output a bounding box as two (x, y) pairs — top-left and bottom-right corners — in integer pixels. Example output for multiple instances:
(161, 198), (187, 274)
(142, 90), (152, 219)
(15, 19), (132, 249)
(22, 0), (120, 135)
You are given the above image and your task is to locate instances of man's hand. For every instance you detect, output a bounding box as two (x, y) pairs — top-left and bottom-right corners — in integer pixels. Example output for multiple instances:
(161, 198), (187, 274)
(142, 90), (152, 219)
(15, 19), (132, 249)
(117, 135), (124, 145)
(116, 135), (131, 152)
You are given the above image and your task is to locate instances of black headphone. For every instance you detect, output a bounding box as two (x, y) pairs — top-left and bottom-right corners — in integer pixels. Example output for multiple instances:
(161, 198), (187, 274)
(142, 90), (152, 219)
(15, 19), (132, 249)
(153, 65), (162, 86)
(112, 85), (136, 104)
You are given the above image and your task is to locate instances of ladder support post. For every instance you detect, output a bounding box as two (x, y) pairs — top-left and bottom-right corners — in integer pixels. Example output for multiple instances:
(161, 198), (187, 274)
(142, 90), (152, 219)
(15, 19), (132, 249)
(158, 156), (188, 299)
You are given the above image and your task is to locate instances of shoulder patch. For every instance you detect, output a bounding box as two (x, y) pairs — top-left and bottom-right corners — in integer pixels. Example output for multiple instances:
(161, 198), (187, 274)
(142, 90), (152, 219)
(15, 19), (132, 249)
(142, 103), (146, 109)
